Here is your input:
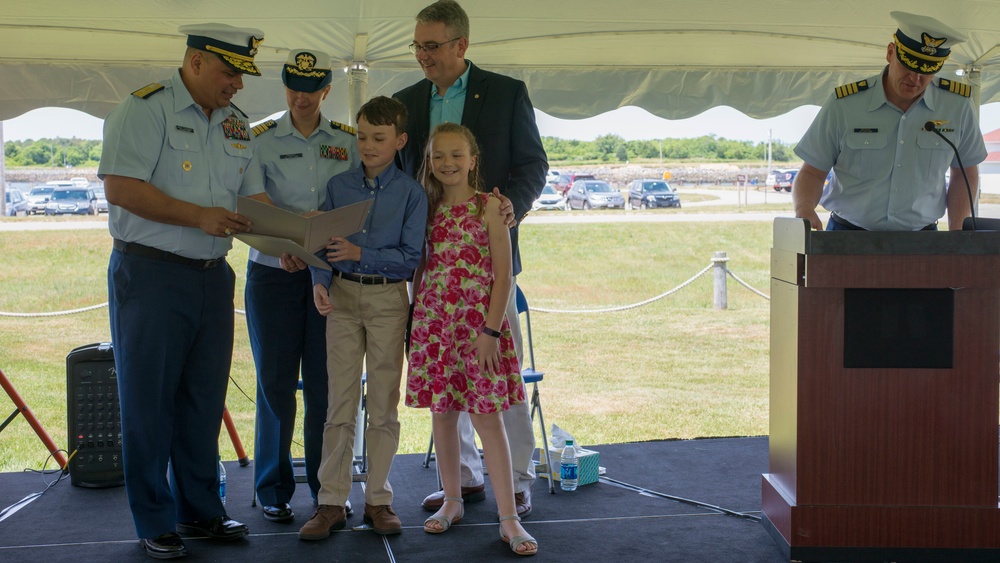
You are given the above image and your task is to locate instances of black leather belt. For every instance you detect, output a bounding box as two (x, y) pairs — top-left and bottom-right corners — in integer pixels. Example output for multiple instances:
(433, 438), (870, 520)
(830, 213), (936, 232)
(113, 239), (223, 270)
(333, 270), (403, 285)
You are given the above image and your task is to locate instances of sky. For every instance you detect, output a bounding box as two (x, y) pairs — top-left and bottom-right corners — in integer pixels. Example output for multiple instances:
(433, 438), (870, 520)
(6, 103), (1000, 145)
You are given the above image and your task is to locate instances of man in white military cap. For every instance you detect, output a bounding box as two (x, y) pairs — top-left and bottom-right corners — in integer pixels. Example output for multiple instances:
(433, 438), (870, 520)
(244, 49), (359, 524)
(793, 11), (987, 232)
(98, 22), (269, 559)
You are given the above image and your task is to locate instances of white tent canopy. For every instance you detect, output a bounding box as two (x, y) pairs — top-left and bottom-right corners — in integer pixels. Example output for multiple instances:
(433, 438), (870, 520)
(5, 0), (1000, 125)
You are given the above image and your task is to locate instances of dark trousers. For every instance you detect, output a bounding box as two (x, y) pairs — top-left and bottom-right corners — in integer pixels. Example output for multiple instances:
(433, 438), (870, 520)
(245, 261), (328, 504)
(108, 249), (234, 539)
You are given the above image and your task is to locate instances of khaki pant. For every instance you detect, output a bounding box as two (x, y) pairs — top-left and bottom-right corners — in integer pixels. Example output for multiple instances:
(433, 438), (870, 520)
(316, 277), (409, 507)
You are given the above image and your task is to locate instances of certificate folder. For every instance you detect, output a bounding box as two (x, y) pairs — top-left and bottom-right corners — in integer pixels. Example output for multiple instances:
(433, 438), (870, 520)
(234, 196), (373, 270)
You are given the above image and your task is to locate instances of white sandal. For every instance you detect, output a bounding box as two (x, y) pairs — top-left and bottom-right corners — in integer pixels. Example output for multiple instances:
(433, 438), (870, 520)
(499, 514), (538, 556)
(423, 497), (464, 534)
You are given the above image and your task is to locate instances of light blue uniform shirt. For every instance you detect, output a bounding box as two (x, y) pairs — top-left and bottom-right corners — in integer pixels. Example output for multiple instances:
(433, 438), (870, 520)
(249, 112), (359, 267)
(430, 63), (471, 129)
(99, 70), (265, 259)
(795, 69), (987, 231)
(309, 163), (428, 289)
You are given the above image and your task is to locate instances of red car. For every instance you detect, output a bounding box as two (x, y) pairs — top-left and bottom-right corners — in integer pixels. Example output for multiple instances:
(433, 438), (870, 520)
(553, 173), (596, 196)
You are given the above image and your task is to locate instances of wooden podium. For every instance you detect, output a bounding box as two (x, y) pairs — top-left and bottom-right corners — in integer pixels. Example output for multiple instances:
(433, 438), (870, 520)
(762, 218), (1000, 562)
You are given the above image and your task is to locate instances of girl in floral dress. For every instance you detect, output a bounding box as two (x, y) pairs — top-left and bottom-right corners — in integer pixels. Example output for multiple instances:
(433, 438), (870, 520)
(406, 123), (537, 556)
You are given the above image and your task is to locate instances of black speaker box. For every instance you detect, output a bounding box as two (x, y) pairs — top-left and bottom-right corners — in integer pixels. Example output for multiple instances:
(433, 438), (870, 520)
(66, 342), (124, 488)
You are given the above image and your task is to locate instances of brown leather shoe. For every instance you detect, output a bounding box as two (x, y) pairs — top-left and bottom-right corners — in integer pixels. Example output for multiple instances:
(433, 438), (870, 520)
(298, 505), (347, 541)
(421, 483), (487, 511)
(363, 504), (402, 535)
(515, 489), (532, 519)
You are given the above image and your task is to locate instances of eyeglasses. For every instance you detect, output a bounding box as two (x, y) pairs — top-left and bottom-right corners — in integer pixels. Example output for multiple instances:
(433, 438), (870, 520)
(408, 37), (461, 54)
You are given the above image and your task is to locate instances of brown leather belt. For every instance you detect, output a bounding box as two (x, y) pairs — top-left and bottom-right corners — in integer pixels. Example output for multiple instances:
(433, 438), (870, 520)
(333, 270), (403, 285)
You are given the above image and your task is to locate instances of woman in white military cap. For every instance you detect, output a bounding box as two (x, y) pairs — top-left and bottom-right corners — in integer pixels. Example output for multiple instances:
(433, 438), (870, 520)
(99, 22), (270, 560)
(244, 48), (360, 526)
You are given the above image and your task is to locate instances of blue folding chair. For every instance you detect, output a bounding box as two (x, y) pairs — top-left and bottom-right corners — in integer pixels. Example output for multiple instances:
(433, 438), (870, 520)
(515, 286), (556, 494)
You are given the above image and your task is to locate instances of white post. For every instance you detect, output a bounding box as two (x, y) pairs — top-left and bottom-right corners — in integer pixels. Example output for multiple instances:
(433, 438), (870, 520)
(347, 65), (369, 127)
(713, 251), (728, 310)
(0, 121), (6, 217)
(764, 128), (772, 205)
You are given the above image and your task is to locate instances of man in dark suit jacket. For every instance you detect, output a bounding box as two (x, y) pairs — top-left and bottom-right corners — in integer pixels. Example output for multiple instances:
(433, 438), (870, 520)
(393, 0), (547, 524)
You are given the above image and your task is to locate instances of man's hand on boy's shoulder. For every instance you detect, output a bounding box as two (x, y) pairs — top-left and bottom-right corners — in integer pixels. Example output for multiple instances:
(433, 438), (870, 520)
(491, 187), (516, 228)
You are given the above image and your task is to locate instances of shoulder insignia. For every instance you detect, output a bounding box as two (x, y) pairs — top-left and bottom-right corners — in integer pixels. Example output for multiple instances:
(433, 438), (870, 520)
(252, 119), (278, 137)
(330, 120), (356, 136)
(938, 78), (971, 97)
(229, 102), (248, 118)
(835, 80), (869, 99)
(131, 83), (165, 99)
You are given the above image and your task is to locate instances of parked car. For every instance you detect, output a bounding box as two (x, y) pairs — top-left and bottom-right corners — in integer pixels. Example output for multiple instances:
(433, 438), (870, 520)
(92, 186), (109, 213)
(546, 169), (560, 183)
(566, 179), (625, 210)
(532, 183), (566, 211)
(628, 179), (680, 209)
(70, 177), (90, 188)
(769, 168), (797, 192)
(552, 173), (596, 196)
(4, 188), (28, 216)
(26, 186), (57, 214)
(44, 187), (98, 215)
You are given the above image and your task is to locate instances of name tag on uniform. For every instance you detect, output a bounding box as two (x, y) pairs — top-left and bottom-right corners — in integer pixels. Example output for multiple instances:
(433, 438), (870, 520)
(175, 125), (195, 133)
(853, 128), (879, 133)
(280, 153), (303, 159)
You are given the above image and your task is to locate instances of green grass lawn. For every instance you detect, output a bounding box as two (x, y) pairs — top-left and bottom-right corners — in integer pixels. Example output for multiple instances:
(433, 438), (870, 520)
(0, 220), (772, 473)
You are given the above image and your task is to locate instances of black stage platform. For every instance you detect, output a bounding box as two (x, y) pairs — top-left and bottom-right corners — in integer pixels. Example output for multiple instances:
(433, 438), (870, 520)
(0, 437), (785, 562)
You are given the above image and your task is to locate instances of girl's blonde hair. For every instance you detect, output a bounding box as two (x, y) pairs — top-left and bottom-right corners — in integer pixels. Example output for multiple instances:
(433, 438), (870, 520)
(418, 122), (486, 220)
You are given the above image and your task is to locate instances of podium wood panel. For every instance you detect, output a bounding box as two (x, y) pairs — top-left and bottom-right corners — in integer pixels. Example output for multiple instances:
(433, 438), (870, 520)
(763, 219), (1000, 560)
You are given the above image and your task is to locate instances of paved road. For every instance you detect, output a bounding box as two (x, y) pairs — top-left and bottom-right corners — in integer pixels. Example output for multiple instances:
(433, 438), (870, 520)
(3, 188), (999, 230)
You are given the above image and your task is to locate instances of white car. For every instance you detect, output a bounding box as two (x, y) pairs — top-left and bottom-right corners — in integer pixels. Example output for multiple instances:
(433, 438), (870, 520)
(532, 184), (566, 211)
(546, 170), (560, 183)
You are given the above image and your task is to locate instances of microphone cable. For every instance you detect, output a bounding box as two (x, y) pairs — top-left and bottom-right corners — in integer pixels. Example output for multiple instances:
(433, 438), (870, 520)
(924, 121), (975, 230)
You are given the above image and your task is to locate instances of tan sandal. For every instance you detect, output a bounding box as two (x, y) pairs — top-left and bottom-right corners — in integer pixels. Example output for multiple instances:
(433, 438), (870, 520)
(499, 514), (537, 556)
(423, 497), (464, 534)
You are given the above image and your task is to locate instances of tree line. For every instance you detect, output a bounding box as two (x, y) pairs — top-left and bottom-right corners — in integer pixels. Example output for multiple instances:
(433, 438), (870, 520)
(4, 138), (102, 168)
(543, 134), (795, 163)
(4, 134), (796, 168)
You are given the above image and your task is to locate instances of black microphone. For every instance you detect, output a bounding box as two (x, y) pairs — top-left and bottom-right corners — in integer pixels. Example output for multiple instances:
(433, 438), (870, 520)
(924, 121), (976, 230)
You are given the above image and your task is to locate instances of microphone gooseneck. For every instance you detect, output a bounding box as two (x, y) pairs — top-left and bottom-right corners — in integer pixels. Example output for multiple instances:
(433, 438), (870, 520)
(925, 122), (975, 230)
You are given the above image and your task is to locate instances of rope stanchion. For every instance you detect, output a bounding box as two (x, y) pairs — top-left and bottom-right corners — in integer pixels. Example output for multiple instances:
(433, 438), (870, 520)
(532, 264), (714, 314)
(0, 256), (773, 318)
(0, 302), (108, 318)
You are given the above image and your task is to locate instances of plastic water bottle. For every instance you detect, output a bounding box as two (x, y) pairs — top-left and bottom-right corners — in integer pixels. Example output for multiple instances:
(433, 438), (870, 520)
(560, 439), (579, 491)
(218, 455), (227, 505)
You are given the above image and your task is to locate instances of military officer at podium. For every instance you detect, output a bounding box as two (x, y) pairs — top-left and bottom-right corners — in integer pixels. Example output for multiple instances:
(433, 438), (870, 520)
(246, 48), (358, 523)
(99, 23), (268, 559)
(792, 11), (987, 232)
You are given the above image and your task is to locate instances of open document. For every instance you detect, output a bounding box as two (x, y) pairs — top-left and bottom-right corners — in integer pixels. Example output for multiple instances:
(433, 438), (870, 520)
(234, 196), (373, 270)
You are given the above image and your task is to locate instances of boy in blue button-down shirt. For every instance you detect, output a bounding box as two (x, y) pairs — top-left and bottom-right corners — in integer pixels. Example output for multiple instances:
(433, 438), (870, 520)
(298, 96), (428, 540)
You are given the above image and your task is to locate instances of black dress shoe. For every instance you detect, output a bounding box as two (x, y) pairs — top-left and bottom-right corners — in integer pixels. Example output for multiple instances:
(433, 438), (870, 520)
(263, 502), (294, 522)
(140, 532), (187, 559)
(176, 515), (248, 540)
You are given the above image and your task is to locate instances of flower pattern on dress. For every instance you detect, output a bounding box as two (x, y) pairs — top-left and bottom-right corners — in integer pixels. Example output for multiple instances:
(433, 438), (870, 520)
(406, 192), (524, 414)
